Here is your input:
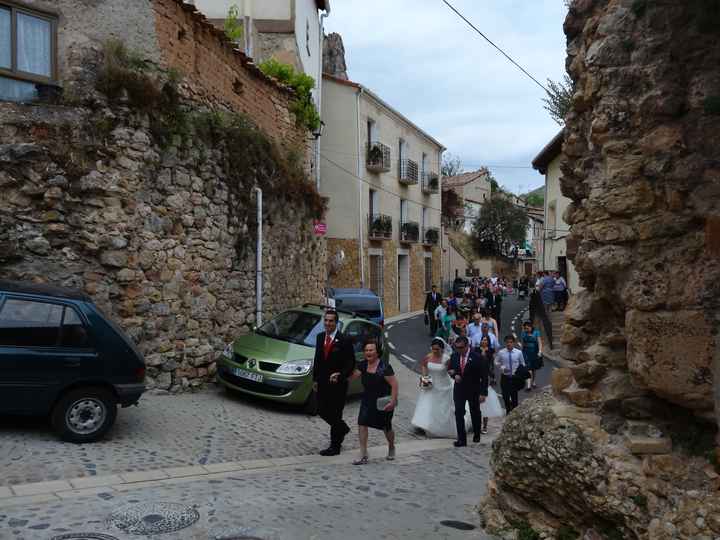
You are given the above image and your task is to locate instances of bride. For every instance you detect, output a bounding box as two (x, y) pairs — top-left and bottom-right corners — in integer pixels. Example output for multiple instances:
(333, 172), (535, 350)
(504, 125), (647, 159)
(411, 337), (504, 438)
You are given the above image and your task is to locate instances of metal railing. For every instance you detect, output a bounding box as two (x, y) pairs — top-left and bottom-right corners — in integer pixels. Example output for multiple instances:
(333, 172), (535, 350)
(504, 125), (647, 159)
(366, 141), (391, 173)
(421, 172), (439, 194)
(423, 227), (440, 245)
(399, 159), (419, 185)
(400, 220), (420, 243)
(368, 213), (393, 240)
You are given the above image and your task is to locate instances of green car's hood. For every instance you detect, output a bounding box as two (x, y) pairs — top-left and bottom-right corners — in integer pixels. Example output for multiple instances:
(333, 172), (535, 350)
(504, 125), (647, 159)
(232, 332), (314, 362)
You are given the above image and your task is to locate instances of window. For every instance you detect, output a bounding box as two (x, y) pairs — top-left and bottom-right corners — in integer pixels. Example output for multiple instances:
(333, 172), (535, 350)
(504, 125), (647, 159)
(399, 139), (406, 162)
(424, 258), (433, 292)
(421, 153), (428, 177)
(422, 207), (428, 230)
(60, 307), (89, 348)
(400, 199), (408, 224)
(369, 189), (377, 217)
(344, 322), (382, 354)
(0, 298), (63, 347)
(0, 3), (57, 102)
(306, 19), (311, 56)
(369, 254), (384, 297)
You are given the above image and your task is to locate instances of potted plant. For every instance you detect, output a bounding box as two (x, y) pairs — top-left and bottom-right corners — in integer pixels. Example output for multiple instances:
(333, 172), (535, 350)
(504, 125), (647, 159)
(425, 228), (439, 244)
(380, 215), (392, 237)
(368, 144), (384, 165)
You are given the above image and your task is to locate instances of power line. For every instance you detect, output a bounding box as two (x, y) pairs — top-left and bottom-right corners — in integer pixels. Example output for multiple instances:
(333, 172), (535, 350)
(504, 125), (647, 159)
(440, 0), (550, 93)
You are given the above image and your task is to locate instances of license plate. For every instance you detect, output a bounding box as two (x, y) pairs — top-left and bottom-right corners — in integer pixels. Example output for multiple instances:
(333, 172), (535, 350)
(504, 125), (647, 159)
(231, 367), (263, 383)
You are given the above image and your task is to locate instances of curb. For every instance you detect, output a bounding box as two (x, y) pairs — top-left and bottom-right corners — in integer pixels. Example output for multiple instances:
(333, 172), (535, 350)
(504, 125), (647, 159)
(0, 439), (464, 509)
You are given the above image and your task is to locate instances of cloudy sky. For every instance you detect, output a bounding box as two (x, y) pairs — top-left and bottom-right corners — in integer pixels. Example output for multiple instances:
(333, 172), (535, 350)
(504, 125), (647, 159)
(324, 0), (568, 195)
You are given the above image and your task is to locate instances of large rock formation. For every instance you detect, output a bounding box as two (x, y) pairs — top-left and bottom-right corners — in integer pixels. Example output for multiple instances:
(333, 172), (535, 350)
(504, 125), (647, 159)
(481, 1), (720, 538)
(323, 33), (348, 80)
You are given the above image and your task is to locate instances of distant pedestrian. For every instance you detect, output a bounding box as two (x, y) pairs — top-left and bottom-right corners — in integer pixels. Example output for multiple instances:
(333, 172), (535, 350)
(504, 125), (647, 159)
(424, 285), (442, 336)
(519, 320), (543, 391)
(434, 299), (448, 337)
(553, 271), (568, 311)
(540, 272), (555, 309)
(491, 287), (503, 332)
(312, 310), (355, 456)
(349, 340), (398, 464)
(495, 335), (525, 413)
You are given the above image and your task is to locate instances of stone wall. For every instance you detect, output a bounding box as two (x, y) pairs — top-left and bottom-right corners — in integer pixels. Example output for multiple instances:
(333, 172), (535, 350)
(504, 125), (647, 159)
(322, 33), (348, 80)
(0, 0), (326, 392)
(482, 1), (720, 538)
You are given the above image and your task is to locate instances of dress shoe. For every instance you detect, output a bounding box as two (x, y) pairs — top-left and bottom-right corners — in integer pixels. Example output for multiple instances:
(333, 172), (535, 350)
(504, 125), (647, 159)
(453, 441), (467, 448)
(473, 434), (481, 443)
(319, 446), (341, 456)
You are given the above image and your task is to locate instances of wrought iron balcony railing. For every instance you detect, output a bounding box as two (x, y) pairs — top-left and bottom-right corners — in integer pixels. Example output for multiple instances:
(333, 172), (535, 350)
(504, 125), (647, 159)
(366, 141), (392, 173)
(399, 159), (419, 185)
(423, 227), (440, 245)
(368, 213), (393, 240)
(400, 220), (420, 243)
(422, 172), (439, 194)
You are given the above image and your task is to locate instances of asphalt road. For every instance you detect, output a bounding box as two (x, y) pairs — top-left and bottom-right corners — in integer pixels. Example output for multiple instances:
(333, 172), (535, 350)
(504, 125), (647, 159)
(385, 294), (552, 403)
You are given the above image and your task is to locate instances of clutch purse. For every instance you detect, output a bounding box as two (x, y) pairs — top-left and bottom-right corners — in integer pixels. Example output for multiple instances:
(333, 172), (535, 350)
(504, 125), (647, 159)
(376, 395), (393, 410)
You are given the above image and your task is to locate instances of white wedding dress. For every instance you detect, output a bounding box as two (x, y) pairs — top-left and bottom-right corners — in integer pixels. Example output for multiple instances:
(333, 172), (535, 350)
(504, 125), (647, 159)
(411, 346), (504, 438)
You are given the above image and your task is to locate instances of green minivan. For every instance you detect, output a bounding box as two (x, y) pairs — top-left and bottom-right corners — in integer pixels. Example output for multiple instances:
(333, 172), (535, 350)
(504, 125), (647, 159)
(216, 304), (387, 412)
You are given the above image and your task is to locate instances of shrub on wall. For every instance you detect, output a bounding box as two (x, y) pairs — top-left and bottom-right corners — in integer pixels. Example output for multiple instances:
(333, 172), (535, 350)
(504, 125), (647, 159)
(258, 58), (320, 132)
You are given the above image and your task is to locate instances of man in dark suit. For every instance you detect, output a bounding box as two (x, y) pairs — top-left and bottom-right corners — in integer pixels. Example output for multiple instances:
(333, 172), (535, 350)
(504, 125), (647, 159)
(423, 285), (442, 336)
(491, 287), (503, 332)
(312, 309), (355, 456)
(447, 335), (489, 447)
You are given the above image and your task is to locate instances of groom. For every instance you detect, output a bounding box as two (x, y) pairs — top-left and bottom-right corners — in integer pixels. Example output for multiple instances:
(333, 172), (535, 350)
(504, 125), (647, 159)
(447, 336), (489, 447)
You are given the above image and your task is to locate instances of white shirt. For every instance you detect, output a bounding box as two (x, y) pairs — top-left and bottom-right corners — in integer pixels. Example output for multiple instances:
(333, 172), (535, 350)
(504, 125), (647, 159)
(471, 332), (499, 350)
(434, 305), (446, 321)
(324, 329), (338, 344)
(495, 347), (525, 376)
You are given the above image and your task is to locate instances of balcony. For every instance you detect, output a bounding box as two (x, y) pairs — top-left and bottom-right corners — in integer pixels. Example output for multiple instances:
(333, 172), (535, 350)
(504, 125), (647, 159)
(400, 221), (420, 243)
(399, 159), (419, 185)
(423, 227), (440, 246)
(422, 172), (439, 194)
(368, 214), (393, 241)
(366, 141), (392, 173)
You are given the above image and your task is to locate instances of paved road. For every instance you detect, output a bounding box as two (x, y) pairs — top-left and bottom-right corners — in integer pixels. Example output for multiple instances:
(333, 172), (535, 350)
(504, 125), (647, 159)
(385, 295), (552, 403)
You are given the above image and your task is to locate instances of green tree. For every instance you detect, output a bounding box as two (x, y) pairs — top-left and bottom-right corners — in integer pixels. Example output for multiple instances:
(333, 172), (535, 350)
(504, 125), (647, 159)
(542, 74), (574, 125)
(525, 193), (544, 207)
(471, 196), (529, 257)
(224, 4), (244, 43)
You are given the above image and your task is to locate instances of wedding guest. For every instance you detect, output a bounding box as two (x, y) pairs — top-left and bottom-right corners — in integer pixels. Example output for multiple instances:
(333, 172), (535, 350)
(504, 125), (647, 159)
(349, 340), (398, 464)
(495, 335), (525, 413)
(520, 320), (543, 391)
(476, 336), (504, 433)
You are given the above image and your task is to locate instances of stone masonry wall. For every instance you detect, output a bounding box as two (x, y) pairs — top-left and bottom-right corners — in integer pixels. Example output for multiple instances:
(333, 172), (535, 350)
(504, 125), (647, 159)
(481, 1), (720, 539)
(0, 0), (325, 392)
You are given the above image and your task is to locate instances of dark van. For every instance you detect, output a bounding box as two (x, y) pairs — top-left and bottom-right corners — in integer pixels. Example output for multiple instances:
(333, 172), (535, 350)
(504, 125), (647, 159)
(326, 288), (384, 327)
(0, 281), (146, 443)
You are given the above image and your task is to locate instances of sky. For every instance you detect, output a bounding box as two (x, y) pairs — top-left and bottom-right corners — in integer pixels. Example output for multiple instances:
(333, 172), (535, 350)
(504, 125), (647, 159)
(324, 0), (568, 195)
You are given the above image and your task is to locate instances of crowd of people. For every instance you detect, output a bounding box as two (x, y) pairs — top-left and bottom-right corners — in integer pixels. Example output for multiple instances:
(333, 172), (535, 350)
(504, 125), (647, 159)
(311, 273), (556, 463)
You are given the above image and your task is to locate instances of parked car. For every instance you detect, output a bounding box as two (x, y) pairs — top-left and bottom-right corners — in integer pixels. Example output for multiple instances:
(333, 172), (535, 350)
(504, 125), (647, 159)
(326, 288), (384, 327)
(216, 304), (387, 413)
(0, 280), (146, 443)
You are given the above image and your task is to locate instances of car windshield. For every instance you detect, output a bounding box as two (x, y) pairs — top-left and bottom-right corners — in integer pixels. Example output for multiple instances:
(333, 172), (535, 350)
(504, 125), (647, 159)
(256, 310), (329, 346)
(334, 297), (381, 318)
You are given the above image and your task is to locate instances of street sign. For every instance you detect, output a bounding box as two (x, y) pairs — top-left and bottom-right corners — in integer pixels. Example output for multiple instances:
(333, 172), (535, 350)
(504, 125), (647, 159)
(313, 220), (327, 236)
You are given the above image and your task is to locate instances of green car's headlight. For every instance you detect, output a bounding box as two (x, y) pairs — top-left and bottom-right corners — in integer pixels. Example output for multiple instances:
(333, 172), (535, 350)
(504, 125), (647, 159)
(276, 359), (313, 375)
(222, 344), (233, 360)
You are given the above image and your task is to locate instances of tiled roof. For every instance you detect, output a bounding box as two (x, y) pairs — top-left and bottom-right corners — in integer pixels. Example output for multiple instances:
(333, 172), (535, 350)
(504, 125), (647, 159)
(442, 169), (491, 189)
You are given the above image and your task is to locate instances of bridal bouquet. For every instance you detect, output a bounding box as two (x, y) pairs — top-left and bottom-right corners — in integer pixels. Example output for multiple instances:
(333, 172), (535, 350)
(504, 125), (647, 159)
(419, 375), (433, 389)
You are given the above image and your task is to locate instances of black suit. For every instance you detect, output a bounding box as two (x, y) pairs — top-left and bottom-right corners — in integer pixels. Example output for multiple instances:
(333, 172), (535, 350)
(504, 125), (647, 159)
(313, 331), (355, 449)
(492, 294), (503, 331)
(447, 350), (489, 444)
(424, 291), (442, 335)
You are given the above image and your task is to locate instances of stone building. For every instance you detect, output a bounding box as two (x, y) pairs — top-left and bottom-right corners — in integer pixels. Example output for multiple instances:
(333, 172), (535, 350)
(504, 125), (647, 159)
(532, 130), (580, 292)
(0, 0), (326, 391)
(321, 74), (444, 317)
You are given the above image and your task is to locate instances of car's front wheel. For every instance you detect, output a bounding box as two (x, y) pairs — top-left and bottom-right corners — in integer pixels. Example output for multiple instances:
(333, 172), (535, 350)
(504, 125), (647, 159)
(51, 387), (118, 443)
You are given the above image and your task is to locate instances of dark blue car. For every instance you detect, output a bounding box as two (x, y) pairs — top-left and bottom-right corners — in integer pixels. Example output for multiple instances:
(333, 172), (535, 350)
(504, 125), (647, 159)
(0, 281), (146, 443)
(327, 288), (384, 327)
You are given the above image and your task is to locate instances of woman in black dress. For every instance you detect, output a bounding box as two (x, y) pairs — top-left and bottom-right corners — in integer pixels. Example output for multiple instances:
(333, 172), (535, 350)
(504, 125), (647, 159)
(349, 340), (399, 465)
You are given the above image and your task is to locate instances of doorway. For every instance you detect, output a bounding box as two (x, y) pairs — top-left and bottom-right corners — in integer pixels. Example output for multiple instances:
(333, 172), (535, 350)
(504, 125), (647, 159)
(558, 256), (568, 281)
(398, 254), (410, 313)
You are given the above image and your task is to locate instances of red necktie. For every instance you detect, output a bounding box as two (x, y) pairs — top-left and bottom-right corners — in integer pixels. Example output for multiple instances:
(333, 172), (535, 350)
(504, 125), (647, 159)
(460, 354), (467, 374)
(324, 335), (333, 359)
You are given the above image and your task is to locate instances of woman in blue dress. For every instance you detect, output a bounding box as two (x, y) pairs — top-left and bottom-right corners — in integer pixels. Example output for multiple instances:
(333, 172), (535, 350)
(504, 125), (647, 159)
(520, 320), (543, 391)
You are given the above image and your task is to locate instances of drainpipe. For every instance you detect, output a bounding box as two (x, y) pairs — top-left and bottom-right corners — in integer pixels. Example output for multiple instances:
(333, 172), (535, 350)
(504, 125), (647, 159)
(316, 5), (331, 191)
(356, 87), (365, 287)
(254, 187), (263, 326)
(542, 175), (548, 271)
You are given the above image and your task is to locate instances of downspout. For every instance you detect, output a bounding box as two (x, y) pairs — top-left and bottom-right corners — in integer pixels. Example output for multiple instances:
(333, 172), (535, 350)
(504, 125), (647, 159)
(316, 5), (330, 191)
(356, 86), (365, 287)
(542, 173), (548, 271)
(254, 187), (263, 326)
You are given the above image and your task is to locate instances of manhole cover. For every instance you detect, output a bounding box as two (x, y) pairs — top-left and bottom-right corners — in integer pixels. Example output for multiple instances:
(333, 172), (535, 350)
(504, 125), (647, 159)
(440, 520), (476, 531)
(108, 502), (199, 535)
(51, 535), (119, 540)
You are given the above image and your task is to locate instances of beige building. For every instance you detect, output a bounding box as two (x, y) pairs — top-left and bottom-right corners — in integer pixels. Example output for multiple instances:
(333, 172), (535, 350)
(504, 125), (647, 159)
(532, 130), (580, 292)
(321, 74), (445, 317)
(442, 170), (492, 234)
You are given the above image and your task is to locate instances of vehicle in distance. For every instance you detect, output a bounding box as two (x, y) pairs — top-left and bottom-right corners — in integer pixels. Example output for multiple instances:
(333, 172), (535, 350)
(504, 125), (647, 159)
(326, 288), (384, 327)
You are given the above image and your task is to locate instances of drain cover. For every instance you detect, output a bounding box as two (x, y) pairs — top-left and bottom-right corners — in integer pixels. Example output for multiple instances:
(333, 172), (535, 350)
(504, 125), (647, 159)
(51, 535), (119, 540)
(108, 502), (199, 535)
(440, 520), (476, 531)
